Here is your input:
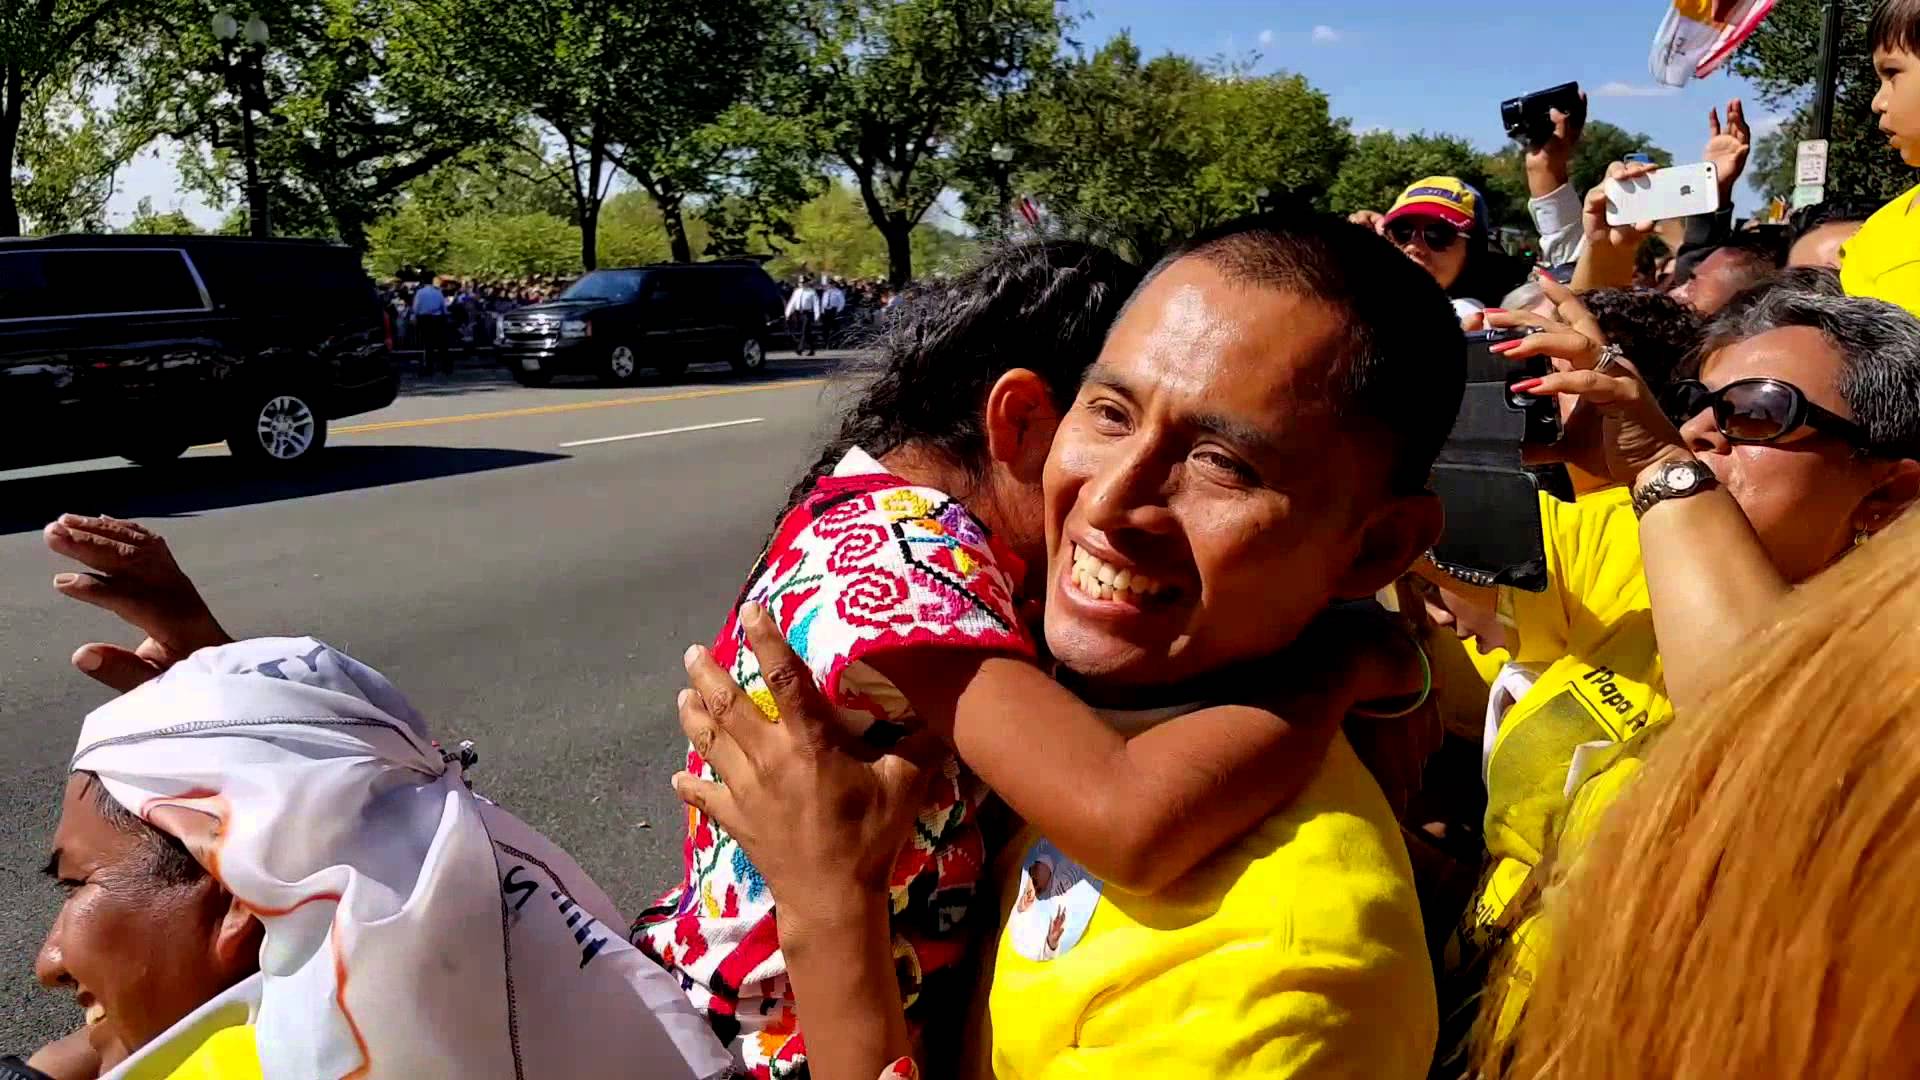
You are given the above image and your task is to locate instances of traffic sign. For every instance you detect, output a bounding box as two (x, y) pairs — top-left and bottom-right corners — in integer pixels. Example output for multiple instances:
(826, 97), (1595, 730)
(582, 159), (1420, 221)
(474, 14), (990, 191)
(1792, 183), (1826, 210)
(1795, 140), (1830, 187)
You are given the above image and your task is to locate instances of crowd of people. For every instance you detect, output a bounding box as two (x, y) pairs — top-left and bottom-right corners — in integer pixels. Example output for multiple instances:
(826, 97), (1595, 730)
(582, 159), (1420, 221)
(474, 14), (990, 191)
(15, 4), (1920, 1078)
(377, 276), (569, 374)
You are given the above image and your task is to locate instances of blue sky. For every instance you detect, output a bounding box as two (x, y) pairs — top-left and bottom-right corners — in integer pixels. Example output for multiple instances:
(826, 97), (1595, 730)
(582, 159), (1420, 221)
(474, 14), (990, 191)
(108, 0), (1790, 226)
(1075, 0), (1783, 213)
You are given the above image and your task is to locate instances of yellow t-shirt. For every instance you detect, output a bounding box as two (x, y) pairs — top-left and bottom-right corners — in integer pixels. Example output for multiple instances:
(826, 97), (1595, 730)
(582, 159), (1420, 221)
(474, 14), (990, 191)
(1841, 183), (1920, 317)
(118, 1025), (262, 1080)
(982, 733), (1436, 1079)
(1452, 486), (1673, 1023)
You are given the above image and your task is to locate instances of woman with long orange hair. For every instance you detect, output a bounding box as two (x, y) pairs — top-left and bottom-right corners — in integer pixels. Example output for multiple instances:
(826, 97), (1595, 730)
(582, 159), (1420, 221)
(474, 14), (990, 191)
(1484, 501), (1920, 1077)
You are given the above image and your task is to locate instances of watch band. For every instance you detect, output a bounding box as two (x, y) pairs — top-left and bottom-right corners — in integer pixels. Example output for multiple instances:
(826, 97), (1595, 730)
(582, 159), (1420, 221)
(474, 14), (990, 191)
(1632, 458), (1717, 518)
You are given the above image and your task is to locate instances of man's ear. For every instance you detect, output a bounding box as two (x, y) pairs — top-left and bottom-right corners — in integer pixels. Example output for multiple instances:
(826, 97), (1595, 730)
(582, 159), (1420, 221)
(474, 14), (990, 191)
(984, 369), (1062, 484)
(210, 889), (262, 976)
(1857, 457), (1920, 537)
(1333, 492), (1445, 600)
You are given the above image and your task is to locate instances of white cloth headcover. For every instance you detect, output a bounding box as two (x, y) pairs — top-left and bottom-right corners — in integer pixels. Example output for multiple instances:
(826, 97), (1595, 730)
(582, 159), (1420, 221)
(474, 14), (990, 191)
(74, 637), (733, 1080)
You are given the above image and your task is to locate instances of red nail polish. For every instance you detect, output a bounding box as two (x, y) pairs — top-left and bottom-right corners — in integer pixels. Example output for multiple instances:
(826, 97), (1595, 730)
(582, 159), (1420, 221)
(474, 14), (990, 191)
(1490, 340), (1521, 353)
(1484, 307), (1506, 314)
(1511, 378), (1545, 392)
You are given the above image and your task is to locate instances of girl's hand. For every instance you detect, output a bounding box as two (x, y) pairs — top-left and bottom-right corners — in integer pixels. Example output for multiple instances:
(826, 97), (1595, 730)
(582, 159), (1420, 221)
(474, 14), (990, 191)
(671, 603), (933, 928)
(1487, 274), (1692, 484)
(1580, 160), (1660, 257)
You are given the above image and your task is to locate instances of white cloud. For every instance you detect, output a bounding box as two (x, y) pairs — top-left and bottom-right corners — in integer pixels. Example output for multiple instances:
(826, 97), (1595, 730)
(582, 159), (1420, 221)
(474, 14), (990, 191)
(1257, 28), (1274, 46)
(1311, 24), (1341, 44)
(1595, 81), (1682, 98)
(1751, 114), (1786, 135)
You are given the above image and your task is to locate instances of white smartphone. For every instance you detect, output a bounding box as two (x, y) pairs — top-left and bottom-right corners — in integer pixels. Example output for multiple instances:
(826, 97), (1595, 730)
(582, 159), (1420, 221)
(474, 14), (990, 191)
(1604, 162), (1720, 225)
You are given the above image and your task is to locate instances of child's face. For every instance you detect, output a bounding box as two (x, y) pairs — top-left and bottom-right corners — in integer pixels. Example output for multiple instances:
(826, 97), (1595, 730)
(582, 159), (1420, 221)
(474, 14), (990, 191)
(1873, 46), (1920, 166)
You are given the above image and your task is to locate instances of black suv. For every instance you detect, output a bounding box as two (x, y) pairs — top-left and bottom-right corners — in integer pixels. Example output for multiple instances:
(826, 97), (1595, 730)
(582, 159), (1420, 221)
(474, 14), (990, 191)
(497, 260), (785, 387)
(0, 235), (397, 470)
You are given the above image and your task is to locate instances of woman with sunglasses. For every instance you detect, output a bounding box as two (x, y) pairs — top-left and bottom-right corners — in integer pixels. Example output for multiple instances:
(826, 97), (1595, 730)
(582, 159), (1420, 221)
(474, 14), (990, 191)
(1354, 177), (1530, 320)
(1460, 274), (1920, 1042)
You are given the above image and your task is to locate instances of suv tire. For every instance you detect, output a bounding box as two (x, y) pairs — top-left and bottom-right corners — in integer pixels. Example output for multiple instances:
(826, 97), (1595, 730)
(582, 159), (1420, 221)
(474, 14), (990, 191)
(603, 343), (643, 386)
(228, 388), (328, 466)
(730, 336), (767, 376)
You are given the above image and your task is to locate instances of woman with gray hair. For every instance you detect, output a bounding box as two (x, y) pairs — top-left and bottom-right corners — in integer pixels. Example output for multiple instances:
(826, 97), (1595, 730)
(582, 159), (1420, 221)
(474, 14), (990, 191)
(1503, 276), (1920, 712)
(1454, 275), (1920, 1050)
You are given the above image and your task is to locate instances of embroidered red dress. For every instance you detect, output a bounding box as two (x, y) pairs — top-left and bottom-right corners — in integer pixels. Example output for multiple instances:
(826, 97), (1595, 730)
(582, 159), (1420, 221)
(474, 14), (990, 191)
(634, 448), (1033, 1079)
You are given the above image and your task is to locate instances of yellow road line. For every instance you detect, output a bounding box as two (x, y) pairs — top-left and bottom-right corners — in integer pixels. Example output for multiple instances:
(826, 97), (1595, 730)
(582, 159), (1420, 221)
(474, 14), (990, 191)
(331, 379), (825, 437)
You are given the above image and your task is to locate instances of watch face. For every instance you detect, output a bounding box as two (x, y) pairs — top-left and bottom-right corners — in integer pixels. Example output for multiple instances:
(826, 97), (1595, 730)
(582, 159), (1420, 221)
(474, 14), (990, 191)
(1665, 463), (1701, 493)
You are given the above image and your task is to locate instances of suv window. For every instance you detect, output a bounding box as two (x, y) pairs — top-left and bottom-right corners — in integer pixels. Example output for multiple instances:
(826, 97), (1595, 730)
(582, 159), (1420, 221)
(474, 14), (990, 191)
(0, 249), (207, 320)
(562, 270), (648, 304)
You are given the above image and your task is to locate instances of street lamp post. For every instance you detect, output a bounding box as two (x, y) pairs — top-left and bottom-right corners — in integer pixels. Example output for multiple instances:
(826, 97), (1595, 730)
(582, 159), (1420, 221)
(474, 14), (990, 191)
(213, 11), (271, 238)
(990, 142), (1015, 231)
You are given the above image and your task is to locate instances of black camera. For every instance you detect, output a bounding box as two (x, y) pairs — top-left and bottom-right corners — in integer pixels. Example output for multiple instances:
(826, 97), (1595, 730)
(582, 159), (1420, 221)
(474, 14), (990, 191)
(1429, 327), (1572, 592)
(1500, 81), (1582, 147)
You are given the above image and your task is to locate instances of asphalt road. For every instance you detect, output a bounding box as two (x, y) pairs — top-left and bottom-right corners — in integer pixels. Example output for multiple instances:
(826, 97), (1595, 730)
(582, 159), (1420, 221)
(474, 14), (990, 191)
(0, 351), (857, 1049)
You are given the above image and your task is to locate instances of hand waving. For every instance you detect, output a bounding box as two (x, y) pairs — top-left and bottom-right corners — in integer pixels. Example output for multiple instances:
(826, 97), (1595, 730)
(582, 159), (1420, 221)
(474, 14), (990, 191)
(1703, 99), (1751, 204)
(44, 515), (233, 692)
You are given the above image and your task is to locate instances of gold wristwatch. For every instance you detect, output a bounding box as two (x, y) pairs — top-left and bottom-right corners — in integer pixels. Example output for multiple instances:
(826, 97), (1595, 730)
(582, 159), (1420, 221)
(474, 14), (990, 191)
(1632, 457), (1717, 518)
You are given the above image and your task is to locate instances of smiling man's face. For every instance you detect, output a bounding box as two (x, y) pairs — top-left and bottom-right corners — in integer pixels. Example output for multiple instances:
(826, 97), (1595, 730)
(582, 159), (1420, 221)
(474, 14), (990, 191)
(35, 774), (243, 1069)
(1040, 258), (1400, 691)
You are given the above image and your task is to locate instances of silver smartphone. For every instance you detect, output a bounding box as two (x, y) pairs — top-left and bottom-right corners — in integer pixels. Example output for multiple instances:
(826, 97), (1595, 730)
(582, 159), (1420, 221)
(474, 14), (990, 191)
(1605, 162), (1720, 225)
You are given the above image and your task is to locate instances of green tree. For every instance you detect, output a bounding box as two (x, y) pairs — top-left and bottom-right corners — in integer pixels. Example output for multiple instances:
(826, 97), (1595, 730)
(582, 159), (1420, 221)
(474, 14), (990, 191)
(1, 0), (156, 235)
(796, 0), (1064, 285)
(595, 0), (811, 263)
(125, 196), (200, 234)
(12, 90), (126, 233)
(1732, 0), (1915, 205)
(128, 0), (507, 247)
(1327, 130), (1495, 217)
(969, 36), (1348, 261)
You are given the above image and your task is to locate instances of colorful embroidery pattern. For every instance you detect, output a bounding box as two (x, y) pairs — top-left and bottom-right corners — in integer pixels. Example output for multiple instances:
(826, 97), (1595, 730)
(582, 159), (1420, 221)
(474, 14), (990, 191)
(634, 449), (1032, 1080)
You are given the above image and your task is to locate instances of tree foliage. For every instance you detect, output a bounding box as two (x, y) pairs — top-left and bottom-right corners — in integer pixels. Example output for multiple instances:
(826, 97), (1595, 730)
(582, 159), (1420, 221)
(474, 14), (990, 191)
(969, 35), (1347, 261)
(1732, 0), (1915, 205)
(1328, 130), (1495, 217)
(125, 195), (200, 234)
(796, 0), (1063, 284)
(12, 90), (130, 233)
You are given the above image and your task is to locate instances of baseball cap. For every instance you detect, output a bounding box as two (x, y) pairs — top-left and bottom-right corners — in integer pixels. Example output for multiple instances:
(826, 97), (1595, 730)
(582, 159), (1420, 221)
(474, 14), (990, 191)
(1383, 176), (1484, 232)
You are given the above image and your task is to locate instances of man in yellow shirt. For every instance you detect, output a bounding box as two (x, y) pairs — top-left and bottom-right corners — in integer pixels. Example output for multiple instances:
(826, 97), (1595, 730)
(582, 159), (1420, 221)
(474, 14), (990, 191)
(1840, 2), (1920, 315)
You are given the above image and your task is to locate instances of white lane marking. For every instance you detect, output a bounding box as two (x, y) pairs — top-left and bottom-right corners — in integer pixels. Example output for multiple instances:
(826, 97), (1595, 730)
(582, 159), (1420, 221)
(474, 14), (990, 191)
(558, 417), (765, 448)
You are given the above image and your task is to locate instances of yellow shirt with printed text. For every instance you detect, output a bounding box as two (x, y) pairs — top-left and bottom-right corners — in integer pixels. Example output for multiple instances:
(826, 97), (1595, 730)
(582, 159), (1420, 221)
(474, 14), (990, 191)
(1454, 486), (1675, 1018)
(982, 733), (1436, 1079)
(1841, 183), (1920, 317)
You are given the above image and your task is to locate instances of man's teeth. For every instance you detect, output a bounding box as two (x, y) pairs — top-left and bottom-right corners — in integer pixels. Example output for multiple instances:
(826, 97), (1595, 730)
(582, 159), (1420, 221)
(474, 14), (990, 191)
(1069, 544), (1167, 602)
(84, 1003), (105, 1027)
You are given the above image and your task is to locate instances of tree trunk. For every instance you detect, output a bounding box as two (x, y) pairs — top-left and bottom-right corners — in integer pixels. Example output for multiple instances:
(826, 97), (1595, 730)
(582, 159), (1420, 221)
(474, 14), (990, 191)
(1, 66), (24, 237)
(883, 215), (913, 287)
(581, 143), (603, 271)
(662, 199), (693, 262)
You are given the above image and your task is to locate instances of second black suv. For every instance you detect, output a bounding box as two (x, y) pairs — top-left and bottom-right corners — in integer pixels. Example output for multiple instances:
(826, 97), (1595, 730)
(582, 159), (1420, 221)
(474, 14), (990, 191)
(0, 235), (397, 471)
(497, 260), (785, 386)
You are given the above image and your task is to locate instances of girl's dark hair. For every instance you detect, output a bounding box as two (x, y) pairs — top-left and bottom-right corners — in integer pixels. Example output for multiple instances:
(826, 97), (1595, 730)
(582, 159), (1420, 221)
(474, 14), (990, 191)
(777, 240), (1141, 519)
(1870, 0), (1920, 56)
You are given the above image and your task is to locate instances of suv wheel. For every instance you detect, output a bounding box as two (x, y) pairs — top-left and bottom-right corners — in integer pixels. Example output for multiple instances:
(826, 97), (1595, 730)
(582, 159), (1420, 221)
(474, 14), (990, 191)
(731, 337), (767, 375)
(229, 390), (328, 466)
(604, 343), (642, 386)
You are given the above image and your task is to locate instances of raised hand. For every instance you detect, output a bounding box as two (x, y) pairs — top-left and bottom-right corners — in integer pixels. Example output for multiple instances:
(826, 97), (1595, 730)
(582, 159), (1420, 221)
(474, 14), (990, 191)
(1703, 99), (1751, 205)
(44, 514), (233, 692)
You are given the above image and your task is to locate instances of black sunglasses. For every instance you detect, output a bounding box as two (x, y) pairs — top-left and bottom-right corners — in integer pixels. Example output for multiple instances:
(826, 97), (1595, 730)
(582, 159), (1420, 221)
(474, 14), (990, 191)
(1386, 219), (1463, 251)
(1662, 378), (1874, 451)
